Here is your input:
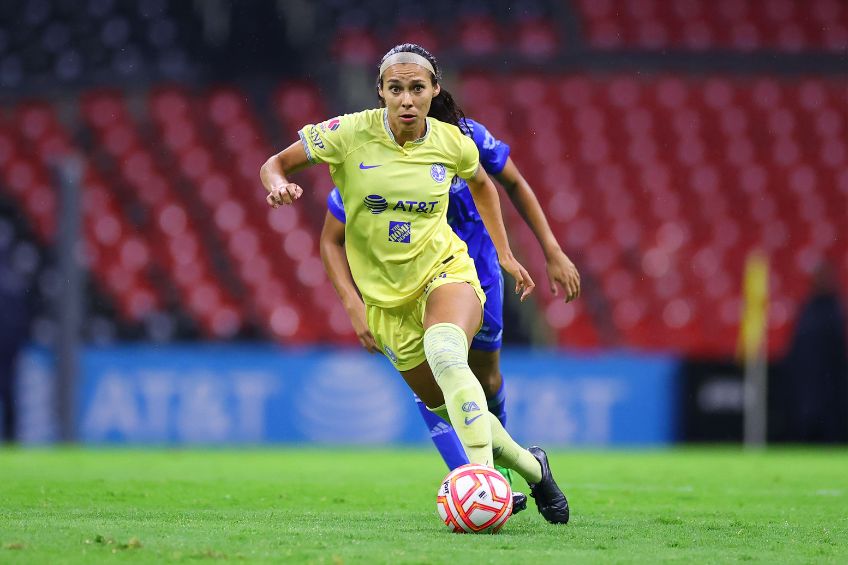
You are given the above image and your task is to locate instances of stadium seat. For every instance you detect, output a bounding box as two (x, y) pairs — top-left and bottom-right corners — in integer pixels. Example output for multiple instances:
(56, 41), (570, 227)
(461, 71), (846, 356)
(576, 0), (848, 53)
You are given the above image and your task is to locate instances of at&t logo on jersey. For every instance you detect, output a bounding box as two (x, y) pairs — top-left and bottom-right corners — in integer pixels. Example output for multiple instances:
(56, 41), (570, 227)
(363, 195), (439, 214)
(392, 200), (439, 213)
(430, 163), (446, 182)
(388, 221), (411, 243)
(363, 194), (388, 214)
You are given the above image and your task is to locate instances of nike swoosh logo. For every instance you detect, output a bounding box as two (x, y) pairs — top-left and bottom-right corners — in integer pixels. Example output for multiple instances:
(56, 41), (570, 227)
(359, 162), (381, 170)
(464, 414), (483, 425)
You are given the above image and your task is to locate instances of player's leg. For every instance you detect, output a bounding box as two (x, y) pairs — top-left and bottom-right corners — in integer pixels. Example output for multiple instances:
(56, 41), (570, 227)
(370, 276), (565, 523)
(421, 281), (493, 466)
(413, 277), (525, 511)
(469, 270), (508, 427)
(413, 394), (468, 470)
(467, 349), (514, 482)
(399, 356), (528, 514)
(424, 281), (569, 524)
(467, 271), (514, 485)
(468, 349), (507, 427)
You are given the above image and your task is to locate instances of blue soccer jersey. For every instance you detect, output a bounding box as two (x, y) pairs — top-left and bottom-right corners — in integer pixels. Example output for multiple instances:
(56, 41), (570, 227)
(326, 118), (510, 351)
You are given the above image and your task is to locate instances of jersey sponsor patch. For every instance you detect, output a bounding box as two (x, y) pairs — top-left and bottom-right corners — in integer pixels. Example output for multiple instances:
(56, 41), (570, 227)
(308, 125), (325, 149)
(326, 118), (341, 131)
(363, 194), (388, 214)
(430, 163), (447, 182)
(388, 221), (411, 243)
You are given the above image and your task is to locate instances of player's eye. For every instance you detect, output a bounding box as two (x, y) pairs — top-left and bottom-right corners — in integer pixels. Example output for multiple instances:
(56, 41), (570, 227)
(390, 86), (401, 94)
(414, 85), (424, 92)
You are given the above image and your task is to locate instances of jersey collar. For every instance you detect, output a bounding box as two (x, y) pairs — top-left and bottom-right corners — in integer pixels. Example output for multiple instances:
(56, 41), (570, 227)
(383, 109), (430, 147)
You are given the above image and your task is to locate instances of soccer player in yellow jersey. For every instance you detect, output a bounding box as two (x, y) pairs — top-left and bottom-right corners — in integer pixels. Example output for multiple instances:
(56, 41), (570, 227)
(261, 44), (569, 524)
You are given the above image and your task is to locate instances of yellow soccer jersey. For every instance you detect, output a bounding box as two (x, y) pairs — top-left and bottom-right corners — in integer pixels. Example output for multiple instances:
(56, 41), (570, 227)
(298, 108), (480, 308)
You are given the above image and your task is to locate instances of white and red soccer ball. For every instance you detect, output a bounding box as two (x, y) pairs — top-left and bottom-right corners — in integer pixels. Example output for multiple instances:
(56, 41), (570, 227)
(436, 464), (513, 534)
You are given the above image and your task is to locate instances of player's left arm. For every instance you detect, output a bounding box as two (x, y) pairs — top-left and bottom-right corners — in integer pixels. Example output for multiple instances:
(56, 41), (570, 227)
(466, 166), (534, 302)
(495, 158), (580, 302)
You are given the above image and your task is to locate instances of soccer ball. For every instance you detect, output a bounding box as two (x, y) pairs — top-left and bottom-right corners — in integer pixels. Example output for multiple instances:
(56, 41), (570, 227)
(436, 464), (513, 534)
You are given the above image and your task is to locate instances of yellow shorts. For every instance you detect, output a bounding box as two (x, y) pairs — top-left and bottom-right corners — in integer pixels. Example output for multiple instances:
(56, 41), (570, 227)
(366, 251), (486, 372)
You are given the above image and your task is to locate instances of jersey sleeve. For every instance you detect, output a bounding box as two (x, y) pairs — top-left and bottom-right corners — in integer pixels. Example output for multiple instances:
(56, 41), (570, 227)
(466, 118), (510, 175)
(455, 132), (481, 180)
(326, 187), (346, 224)
(297, 114), (354, 166)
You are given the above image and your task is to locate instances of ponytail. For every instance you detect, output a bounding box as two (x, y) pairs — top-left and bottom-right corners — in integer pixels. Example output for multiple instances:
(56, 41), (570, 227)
(427, 87), (469, 134)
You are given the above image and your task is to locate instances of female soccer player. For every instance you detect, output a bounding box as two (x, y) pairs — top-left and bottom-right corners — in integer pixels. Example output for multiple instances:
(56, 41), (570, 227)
(261, 44), (570, 524)
(318, 101), (580, 487)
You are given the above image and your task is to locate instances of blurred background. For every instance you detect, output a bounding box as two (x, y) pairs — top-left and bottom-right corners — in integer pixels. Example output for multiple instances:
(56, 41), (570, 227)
(0, 0), (845, 448)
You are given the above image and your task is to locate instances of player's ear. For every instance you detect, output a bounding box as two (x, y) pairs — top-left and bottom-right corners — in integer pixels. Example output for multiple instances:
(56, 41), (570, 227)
(433, 83), (441, 97)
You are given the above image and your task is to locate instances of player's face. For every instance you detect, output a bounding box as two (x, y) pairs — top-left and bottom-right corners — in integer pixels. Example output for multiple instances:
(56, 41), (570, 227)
(379, 63), (440, 142)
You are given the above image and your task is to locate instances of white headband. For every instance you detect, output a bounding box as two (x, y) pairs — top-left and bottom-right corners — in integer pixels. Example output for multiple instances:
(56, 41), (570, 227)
(379, 52), (435, 78)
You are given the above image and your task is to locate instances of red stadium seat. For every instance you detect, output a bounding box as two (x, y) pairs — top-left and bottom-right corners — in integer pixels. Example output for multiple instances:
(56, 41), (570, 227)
(331, 26), (380, 65)
(391, 21), (441, 53)
(460, 71), (847, 356)
(454, 15), (500, 56)
(515, 18), (560, 57)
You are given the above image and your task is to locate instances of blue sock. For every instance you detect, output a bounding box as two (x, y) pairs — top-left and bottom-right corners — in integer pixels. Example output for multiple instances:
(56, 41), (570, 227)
(487, 378), (508, 429)
(414, 395), (469, 471)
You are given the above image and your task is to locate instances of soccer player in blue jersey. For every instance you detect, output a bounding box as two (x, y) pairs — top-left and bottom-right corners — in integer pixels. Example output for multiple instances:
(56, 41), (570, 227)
(318, 46), (580, 517)
(264, 43), (573, 524)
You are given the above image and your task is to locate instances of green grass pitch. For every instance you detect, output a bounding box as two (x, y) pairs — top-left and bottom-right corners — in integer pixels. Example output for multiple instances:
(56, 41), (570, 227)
(1, 447), (846, 563)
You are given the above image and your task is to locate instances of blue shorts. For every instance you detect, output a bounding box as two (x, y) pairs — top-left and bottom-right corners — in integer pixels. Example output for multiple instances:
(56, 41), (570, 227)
(454, 221), (503, 352)
(471, 267), (503, 351)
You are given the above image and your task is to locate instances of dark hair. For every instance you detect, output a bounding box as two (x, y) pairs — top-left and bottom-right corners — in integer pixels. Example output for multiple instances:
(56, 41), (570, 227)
(376, 43), (468, 132)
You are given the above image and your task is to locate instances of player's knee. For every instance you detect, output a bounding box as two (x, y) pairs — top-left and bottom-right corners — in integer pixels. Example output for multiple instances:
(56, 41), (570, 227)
(424, 323), (470, 385)
(479, 372), (501, 397)
(468, 351), (501, 396)
(470, 364), (500, 397)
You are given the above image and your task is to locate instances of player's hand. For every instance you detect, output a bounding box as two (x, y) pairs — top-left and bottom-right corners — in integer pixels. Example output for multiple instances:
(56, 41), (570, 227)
(265, 183), (303, 208)
(500, 254), (535, 302)
(347, 300), (379, 354)
(546, 250), (581, 302)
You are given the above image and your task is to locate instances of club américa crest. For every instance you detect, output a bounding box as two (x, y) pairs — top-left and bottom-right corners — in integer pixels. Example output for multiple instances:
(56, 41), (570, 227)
(430, 163), (446, 182)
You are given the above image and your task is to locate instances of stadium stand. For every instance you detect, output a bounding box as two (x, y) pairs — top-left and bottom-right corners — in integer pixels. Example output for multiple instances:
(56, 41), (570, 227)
(0, 0), (844, 358)
(0, 0), (200, 89)
(460, 73), (846, 356)
(576, 0), (848, 52)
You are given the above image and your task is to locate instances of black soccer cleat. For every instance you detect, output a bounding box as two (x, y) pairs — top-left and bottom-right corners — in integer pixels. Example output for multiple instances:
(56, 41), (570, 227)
(527, 446), (570, 524)
(511, 491), (528, 515)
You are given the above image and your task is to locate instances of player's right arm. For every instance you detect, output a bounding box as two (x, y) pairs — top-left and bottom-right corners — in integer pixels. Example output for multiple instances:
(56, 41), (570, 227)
(319, 199), (379, 353)
(262, 114), (353, 207)
(261, 140), (309, 207)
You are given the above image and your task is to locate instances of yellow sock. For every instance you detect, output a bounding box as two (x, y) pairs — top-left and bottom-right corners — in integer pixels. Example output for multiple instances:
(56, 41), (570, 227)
(424, 323), (492, 466)
(429, 404), (542, 483)
(488, 413), (543, 484)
